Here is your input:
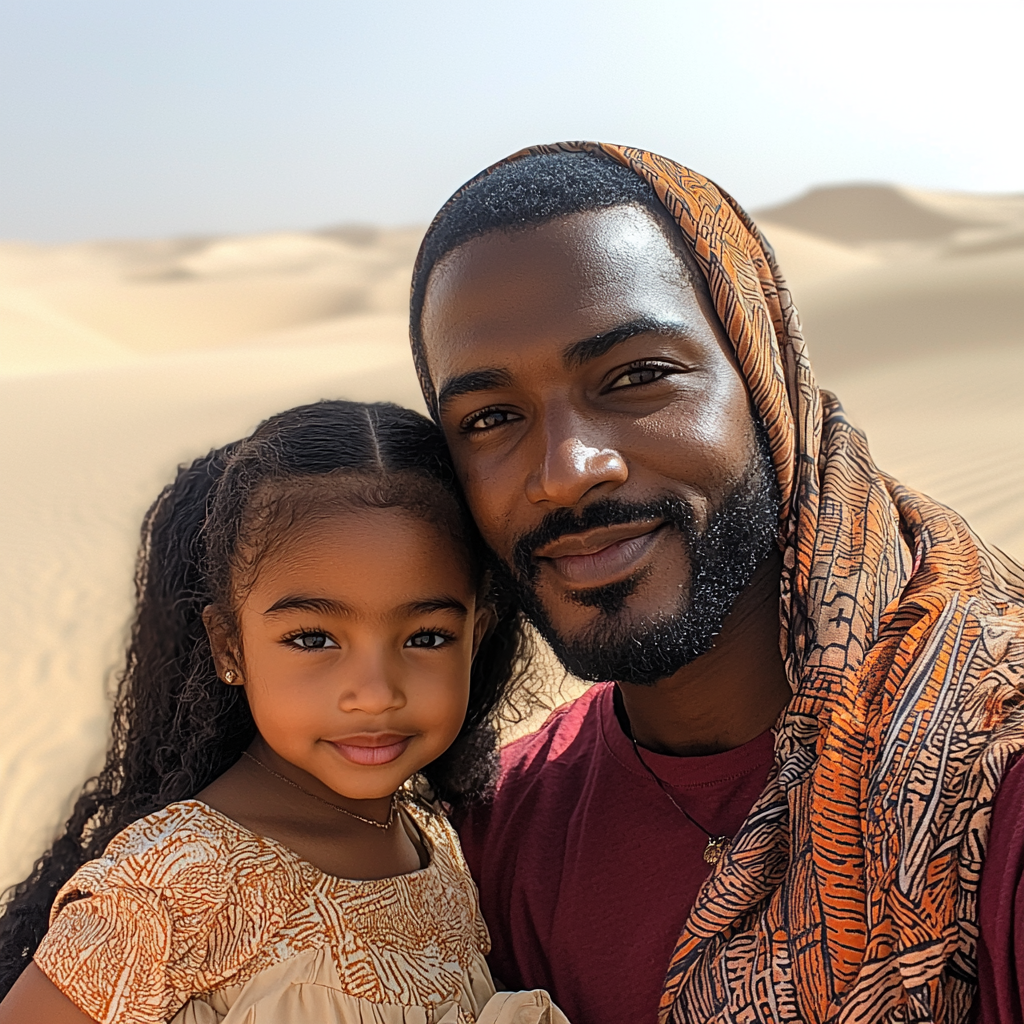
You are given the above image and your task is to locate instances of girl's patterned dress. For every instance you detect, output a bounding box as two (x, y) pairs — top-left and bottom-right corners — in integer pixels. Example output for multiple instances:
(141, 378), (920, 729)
(34, 800), (566, 1023)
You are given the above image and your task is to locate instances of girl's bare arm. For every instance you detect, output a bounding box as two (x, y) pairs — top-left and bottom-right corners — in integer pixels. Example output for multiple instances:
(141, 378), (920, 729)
(0, 963), (98, 1024)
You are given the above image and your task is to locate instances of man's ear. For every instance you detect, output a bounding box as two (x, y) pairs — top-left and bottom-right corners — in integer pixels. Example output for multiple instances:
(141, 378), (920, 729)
(202, 604), (244, 685)
(471, 603), (498, 661)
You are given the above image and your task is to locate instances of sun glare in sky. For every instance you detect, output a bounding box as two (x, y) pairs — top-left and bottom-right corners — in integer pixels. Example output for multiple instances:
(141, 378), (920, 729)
(1, 0), (1022, 240)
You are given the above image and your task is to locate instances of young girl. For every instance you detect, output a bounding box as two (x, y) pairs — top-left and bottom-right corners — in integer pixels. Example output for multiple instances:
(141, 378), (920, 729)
(0, 400), (566, 1024)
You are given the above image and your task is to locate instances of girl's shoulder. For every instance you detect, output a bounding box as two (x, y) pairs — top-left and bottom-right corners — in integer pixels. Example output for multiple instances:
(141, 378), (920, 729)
(60, 800), (288, 912)
(96, 799), (253, 862)
(104, 799), (275, 861)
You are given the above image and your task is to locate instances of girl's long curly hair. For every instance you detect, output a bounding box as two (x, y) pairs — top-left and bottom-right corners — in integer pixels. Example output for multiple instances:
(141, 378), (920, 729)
(0, 399), (532, 997)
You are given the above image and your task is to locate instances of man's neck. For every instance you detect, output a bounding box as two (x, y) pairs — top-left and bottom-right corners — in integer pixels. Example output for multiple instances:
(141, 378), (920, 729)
(616, 548), (791, 756)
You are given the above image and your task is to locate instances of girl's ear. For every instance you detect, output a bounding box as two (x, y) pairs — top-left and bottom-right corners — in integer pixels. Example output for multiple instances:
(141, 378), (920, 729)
(203, 604), (244, 685)
(471, 603), (497, 661)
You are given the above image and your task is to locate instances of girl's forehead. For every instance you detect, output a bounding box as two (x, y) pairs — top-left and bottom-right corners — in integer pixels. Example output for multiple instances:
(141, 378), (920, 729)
(240, 506), (478, 612)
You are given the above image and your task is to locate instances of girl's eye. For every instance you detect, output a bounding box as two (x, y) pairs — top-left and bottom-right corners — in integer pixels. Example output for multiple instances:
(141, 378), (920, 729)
(462, 407), (521, 432)
(608, 363), (675, 390)
(288, 631), (339, 650)
(405, 631), (454, 649)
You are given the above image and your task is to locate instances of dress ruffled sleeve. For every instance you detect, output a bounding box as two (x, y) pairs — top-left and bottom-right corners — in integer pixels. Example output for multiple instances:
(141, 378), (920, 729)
(33, 809), (257, 1024)
(35, 876), (179, 1024)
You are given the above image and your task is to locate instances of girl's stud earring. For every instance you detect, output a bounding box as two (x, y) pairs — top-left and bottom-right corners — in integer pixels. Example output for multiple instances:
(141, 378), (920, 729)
(224, 670), (236, 684)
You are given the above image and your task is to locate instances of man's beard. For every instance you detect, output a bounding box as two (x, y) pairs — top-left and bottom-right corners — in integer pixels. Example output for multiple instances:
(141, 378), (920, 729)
(492, 425), (780, 687)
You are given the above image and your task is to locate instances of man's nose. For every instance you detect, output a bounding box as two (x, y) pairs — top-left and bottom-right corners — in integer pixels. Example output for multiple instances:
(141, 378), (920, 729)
(337, 652), (406, 715)
(525, 410), (628, 507)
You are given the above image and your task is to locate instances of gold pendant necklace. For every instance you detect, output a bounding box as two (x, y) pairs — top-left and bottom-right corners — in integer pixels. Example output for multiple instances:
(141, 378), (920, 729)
(626, 729), (732, 865)
(242, 751), (397, 830)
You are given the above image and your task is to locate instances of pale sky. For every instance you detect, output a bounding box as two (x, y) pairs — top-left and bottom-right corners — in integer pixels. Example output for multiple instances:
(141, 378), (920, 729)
(2, 0), (1022, 241)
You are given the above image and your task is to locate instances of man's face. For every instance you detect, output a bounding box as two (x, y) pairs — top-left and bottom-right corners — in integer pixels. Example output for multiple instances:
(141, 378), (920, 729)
(421, 205), (778, 684)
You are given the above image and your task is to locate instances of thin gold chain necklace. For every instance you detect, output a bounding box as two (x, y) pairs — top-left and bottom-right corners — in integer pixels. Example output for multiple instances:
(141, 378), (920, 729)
(242, 751), (397, 830)
(625, 726), (732, 865)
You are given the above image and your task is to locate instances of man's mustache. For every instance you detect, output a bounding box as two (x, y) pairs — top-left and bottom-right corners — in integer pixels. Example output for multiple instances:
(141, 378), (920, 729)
(510, 496), (697, 581)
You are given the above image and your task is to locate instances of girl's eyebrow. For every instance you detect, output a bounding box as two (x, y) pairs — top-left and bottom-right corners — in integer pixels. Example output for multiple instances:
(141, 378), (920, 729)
(401, 596), (469, 617)
(262, 595), (469, 617)
(263, 596), (349, 616)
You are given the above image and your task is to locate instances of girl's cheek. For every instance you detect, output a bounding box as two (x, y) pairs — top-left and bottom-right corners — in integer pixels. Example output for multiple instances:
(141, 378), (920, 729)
(438, 666), (473, 734)
(411, 662), (465, 722)
(245, 657), (327, 722)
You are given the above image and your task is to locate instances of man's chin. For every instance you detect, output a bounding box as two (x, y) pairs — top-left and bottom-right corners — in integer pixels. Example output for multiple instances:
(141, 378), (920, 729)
(525, 601), (699, 687)
(537, 603), (660, 652)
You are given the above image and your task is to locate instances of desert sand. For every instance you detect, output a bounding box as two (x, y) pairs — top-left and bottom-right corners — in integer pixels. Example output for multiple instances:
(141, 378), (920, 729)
(2, 184), (1022, 893)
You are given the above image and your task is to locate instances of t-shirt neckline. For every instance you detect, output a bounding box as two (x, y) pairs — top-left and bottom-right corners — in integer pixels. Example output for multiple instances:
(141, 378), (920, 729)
(595, 682), (776, 789)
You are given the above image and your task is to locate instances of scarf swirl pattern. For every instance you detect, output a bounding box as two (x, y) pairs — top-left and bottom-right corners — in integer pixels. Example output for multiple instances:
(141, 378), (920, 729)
(418, 142), (1024, 1023)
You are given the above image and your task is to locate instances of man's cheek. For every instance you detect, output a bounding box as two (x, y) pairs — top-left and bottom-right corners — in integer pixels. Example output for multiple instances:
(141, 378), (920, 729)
(482, 524), (519, 567)
(463, 472), (520, 551)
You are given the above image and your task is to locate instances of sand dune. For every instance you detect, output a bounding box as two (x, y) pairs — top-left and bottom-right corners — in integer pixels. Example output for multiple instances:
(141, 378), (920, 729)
(0, 226), (421, 370)
(1, 184), (1022, 893)
(758, 182), (1024, 244)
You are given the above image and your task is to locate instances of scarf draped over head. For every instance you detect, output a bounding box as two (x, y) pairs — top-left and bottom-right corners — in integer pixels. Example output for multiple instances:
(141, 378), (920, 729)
(421, 142), (1024, 1024)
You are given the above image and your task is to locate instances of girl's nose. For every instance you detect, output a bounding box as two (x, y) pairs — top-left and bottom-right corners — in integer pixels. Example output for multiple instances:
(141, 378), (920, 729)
(336, 653), (406, 715)
(525, 409), (628, 507)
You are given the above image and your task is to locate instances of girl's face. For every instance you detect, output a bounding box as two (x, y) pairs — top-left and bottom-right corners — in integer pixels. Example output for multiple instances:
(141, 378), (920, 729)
(215, 508), (487, 801)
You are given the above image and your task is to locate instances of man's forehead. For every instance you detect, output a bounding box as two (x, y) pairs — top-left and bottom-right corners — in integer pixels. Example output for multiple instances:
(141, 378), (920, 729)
(428, 205), (686, 291)
(421, 206), (699, 362)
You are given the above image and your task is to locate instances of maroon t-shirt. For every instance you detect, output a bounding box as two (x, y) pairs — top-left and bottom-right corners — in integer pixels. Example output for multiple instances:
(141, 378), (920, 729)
(460, 682), (1024, 1024)
(977, 752), (1024, 1023)
(460, 683), (775, 1023)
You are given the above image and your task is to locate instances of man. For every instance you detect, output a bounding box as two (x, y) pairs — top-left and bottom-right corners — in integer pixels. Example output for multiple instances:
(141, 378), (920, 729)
(409, 143), (1024, 1023)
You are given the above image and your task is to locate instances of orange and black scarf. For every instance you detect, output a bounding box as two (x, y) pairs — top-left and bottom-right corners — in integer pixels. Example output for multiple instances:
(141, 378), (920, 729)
(419, 142), (1024, 1023)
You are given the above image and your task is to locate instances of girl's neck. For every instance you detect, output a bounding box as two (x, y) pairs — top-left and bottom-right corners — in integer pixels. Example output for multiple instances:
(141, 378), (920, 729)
(245, 737), (398, 827)
(196, 740), (428, 881)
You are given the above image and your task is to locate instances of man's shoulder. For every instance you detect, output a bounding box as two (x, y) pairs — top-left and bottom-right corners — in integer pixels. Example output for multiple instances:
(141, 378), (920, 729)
(459, 684), (610, 856)
(497, 682), (610, 789)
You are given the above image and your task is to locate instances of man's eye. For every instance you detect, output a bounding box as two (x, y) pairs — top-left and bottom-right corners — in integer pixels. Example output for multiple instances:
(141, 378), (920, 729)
(288, 632), (338, 650)
(608, 364), (673, 389)
(405, 631), (452, 649)
(463, 408), (520, 432)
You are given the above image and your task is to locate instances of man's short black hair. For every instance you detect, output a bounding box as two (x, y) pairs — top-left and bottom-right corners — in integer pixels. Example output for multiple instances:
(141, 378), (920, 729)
(410, 150), (679, 416)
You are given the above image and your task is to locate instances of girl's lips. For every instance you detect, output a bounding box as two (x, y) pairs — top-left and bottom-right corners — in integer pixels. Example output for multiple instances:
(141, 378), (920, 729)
(328, 735), (412, 767)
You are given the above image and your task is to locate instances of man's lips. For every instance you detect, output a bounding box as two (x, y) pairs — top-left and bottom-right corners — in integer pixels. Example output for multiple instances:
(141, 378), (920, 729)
(328, 734), (412, 767)
(534, 521), (668, 587)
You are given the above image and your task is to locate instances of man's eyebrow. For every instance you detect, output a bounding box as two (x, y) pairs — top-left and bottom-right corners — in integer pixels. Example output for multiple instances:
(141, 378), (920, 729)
(435, 316), (686, 413)
(437, 368), (513, 414)
(264, 596), (350, 616)
(562, 317), (689, 370)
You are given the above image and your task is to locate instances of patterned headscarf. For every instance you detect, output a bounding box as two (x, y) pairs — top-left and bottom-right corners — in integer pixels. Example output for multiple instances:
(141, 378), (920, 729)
(413, 142), (1024, 1023)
